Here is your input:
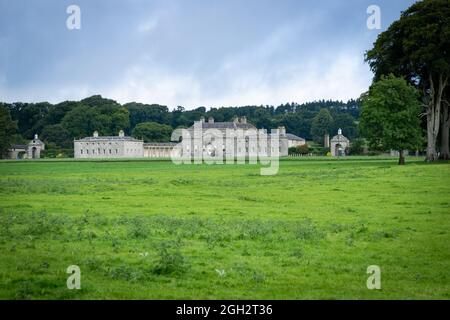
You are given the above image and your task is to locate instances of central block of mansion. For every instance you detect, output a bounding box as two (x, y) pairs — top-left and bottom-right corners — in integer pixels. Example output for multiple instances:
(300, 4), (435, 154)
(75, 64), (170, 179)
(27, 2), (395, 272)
(74, 117), (305, 159)
(74, 130), (144, 158)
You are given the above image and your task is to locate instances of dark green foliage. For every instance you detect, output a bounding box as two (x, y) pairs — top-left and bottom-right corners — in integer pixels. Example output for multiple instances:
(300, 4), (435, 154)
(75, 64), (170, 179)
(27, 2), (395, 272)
(366, 0), (450, 83)
(40, 148), (74, 158)
(123, 102), (169, 128)
(40, 124), (71, 148)
(288, 147), (298, 155)
(349, 138), (366, 155)
(365, 0), (450, 161)
(6, 102), (50, 138)
(152, 241), (189, 275)
(0, 104), (17, 158)
(288, 144), (309, 155)
(332, 113), (358, 139)
(61, 104), (111, 138)
(132, 121), (173, 142)
(311, 108), (334, 144)
(360, 75), (423, 164)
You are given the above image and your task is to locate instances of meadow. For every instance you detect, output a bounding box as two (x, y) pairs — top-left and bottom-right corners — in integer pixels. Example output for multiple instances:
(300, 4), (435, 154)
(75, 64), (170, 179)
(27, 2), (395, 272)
(0, 157), (449, 299)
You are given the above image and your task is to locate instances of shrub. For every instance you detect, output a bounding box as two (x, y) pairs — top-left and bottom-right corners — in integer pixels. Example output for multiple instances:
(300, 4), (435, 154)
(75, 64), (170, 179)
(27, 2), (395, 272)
(152, 241), (189, 275)
(293, 219), (324, 241)
(298, 144), (309, 154)
(349, 138), (366, 155)
(288, 144), (310, 155)
(108, 265), (146, 282)
(128, 220), (149, 239)
(41, 148), (74, 158)
(288, 147), (298, 155)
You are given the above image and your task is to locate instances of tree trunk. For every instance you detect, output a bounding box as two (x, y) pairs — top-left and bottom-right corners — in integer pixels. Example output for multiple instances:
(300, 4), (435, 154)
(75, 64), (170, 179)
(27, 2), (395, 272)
(426, 110), (438, 161)
(398, 150), (405, 165)
(439, 105), (449, 160)
(426, 74), (447, 162)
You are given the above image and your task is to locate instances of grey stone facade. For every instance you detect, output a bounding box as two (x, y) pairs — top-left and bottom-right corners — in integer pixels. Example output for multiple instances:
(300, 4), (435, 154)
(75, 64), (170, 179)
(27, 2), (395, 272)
(74, 130), (144, 158)
(286, 133), (306, 148)
(74, 119), (305, 159)
(144, 142), (177, 158)
(330, 129), (350, 157)
(7, 134), (45, 159)
(177, 117), (291, 158)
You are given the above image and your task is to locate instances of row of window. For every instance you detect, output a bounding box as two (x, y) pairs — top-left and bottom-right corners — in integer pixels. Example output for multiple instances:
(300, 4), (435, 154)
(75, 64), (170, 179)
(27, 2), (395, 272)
(80, 149), (118, 155)
(184, 146), (279, 152)
(80, 148), (141, 155)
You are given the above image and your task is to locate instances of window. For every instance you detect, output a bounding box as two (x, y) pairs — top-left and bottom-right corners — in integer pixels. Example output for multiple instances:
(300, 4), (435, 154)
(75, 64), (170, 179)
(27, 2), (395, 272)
(81, 149), (83, 154)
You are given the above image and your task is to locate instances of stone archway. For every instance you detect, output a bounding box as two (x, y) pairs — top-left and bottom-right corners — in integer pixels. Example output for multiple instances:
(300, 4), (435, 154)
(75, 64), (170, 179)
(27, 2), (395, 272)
(334, 143), (342, 157)
(17, 151), (26, 159)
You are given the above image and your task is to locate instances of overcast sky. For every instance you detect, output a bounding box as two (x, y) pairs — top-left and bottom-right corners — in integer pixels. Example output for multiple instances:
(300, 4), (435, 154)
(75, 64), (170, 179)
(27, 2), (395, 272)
(0, 0), (416, 109)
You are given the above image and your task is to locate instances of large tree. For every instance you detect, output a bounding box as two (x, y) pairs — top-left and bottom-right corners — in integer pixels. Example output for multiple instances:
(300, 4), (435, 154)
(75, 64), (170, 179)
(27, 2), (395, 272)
(61, 104), (111, 138)
(365, 0), (450, 161)
(0, 104), (18, 158)
(360, 75), (422, 165)
(311, 108), (334, 144)
(111, 107), (131, 134)
(41, 124), (72, 148)
(332, 113), (358, 139)
(132, 122), (173, 142)
(124, 102), (170, 129)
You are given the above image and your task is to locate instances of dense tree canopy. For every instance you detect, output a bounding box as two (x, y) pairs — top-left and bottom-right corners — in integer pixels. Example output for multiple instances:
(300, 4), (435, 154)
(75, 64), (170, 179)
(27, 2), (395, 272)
(360, 75), (422, 164)
(365, 0), (450, 161)
(40, 124), (72, 149)
(310, 109), (334, 143)
(132, 122), (173, 142)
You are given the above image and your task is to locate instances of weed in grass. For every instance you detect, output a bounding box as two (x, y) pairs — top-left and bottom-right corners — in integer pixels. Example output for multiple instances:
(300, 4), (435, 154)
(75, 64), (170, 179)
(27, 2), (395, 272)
(292, 219), (325, 242)
(15, 281), (33, 300)
(252, 272), (266, 284)
(83, 258), (103, 272)
(170, 178), (192, 186)
(152, 241), (189, 276)
(128, 219), (149, 239)
(108, 265), (146, 282)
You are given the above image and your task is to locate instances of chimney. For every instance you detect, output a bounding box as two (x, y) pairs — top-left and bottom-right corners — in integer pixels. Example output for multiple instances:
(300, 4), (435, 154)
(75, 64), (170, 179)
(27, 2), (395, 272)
(233, 116), (239, 123)
(324, 134), (330, 148)
(119, 130), (125, 138)
(240, 116), (247, 124)
(93, 131), (99, 138)
(278, 126), (286, 135)
(208, 117), (214, 124)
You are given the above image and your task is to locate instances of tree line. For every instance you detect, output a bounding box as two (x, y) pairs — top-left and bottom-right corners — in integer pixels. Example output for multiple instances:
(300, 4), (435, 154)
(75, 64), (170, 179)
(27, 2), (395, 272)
(0, 96), (360, 157)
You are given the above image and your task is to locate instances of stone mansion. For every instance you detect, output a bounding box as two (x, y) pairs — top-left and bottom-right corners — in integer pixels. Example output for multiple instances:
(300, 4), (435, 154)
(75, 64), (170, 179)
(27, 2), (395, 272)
(74, 117), (306, 159)
(74, 130), (144, 158)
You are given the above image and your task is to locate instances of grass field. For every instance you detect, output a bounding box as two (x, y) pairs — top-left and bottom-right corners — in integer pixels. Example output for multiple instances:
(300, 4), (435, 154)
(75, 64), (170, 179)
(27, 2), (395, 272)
(0, 157), (449, 299)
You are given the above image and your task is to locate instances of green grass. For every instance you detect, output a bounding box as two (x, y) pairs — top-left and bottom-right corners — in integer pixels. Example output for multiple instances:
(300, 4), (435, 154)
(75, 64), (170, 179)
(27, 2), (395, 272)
(0, 157), (449, 299)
